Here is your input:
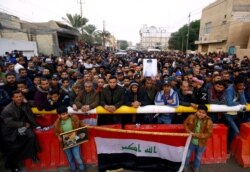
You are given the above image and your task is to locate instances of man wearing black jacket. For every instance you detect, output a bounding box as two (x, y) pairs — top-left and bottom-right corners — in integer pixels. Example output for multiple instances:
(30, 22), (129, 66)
(0, 90), (40, 172)
(100, 76), (125, 125)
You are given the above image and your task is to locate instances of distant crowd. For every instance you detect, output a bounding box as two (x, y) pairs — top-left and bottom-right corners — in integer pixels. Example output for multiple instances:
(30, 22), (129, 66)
(0, 41), (250, 144)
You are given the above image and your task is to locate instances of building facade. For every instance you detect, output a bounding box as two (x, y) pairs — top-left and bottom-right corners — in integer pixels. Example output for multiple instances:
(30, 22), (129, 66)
(139, 25), (170, 51)
(0, 12), (80, 56)
(195, 0), (250, 57)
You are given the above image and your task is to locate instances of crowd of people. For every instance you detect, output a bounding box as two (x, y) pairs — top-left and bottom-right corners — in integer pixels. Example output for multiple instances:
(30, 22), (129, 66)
(0, 41), (250, 171)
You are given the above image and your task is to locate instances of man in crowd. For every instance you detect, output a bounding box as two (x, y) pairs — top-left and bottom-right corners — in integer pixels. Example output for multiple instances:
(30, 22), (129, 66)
(34, 77), (50, 110)
(176, 81), (197, 123)
(1, 90), (40, 172)
(3, 73), (17, 97)
(192, 76), (208, 105)
(207, 80), (227, 123)
(155, 80), (179, 124)
(73, 81), (99, 112)
(225, 77), (246, 148)
(100, 76), (125, 125)
(124, 81), (146, 124)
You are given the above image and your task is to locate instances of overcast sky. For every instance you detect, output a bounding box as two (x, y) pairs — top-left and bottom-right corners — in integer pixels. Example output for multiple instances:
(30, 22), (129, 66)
(0, 0), (215, 45)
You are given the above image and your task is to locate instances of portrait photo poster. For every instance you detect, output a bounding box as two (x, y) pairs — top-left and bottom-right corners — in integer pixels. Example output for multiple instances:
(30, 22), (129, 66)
(143, 59), (157, 77)
(60, 127), (88, 150)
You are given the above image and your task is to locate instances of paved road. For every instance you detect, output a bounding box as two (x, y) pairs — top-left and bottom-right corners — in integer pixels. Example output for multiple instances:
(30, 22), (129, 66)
(0, 154), (249, 172)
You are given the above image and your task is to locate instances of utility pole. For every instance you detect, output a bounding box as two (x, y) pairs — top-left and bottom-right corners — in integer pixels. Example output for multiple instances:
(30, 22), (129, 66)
(103, 20), (106, 49)
(186, 12), (191, 57)
(77, 0), (83, 17)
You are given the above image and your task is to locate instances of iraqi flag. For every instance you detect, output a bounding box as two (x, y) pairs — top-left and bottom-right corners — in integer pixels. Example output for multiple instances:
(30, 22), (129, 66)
(91, 126), (191, 172)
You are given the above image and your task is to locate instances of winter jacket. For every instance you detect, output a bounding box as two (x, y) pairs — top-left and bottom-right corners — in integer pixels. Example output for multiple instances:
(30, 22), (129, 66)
(34, 86), (50, 110)
(1, 101), (38, 142)
(208, 86), (226, 104)
(154, 88), (179, 107)
(184, 114), (213, 147)
(225, 84), (246, 106)
(100, 85), (125, 109)
(124, 89), (147, 107)
(54, 115), (86, 137)
(74, 89), (99, 110)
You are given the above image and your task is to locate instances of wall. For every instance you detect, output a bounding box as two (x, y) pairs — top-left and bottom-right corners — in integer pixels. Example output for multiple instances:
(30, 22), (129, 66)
(0, 38), (38, 59)
(235, 46), (250, 59)
(36, 34), (54, 55)
(199, 0), (232, 42)
(1, 30), (28, 41)
(227, 22), (250, 49)
(0, 12), (21, 29)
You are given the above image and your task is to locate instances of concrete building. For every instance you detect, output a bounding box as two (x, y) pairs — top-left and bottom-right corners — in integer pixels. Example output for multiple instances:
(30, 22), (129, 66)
(21, 20), (80, 56)
(139, 25), (170, 51)
(0, 12), (80, 56)
(195, 0), (250, 58)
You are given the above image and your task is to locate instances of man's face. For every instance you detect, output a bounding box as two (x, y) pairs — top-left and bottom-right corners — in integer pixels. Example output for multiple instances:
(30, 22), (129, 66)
(191, 81), (198, 88)
(222, 74), (230, 81)
(17, 83), (27, 91)
(62, 80), (70, 88)
(97, 79), (105, 88)
(176, 75), (182, 81)
(193, 67), (200, 75)
(124, 79), (130, 87)
(236, 83), (245, 93)
(61, 72), (68, 79)
(19, 70), (27, 78)
(40, 80), (50, 90)
(99, 68), (105, 73)
(84, 84), (92, 93)
(108, 78), (117, 89)
(8, 64), (15, 71)
(131, 85), (138, 93)
(117, 74), (124, 81)
(56, 66), (63, 73)
(163, 85), (171, 93)
(84, 74), (91, 81)
(181, 82), (190, 92)
(28, 62), (34, 68)
(213, 76), (222, 82)
(51, 78), (59, 85)
(123, 66), (129, 73)
(214, 84), (225, 92)
(6, 75), (16, 84)
(51, 93), (59, 102)
(12, 92), (24, 105)
(42, 69), (50, 75)
(33, 78), (41, 86)
(93, 75), (99, 83)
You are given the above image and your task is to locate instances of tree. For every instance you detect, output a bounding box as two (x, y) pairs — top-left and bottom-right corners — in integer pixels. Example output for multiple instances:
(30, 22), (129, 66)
(168, 20), (200, 51)
(117, 40), (129, 50)
(82, 24), (98, 45)
(62, 13), (88, 33)
(95, 30), (111, 48)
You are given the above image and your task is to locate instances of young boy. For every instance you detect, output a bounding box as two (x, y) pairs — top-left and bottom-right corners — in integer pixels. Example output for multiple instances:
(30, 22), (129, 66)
(183, 104), (213, 172)
(54, 106), (86, 172)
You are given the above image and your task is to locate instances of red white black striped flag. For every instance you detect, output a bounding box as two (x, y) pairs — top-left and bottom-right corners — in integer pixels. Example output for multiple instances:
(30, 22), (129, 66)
(91, 127), (191, 172)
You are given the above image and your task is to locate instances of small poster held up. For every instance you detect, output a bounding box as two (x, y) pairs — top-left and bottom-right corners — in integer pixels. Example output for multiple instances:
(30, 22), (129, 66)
(143, 59), (157, 77)
(60, 127), (88, 150)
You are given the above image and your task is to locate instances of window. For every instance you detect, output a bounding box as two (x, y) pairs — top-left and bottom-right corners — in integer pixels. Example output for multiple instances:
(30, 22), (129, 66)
(204, 22), (212, 34)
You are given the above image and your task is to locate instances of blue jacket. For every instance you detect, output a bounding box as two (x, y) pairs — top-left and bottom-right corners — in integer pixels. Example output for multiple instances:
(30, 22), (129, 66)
(154, 89), (179, 107)
(225, 84), (246, 106)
